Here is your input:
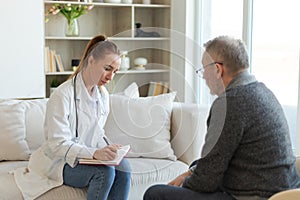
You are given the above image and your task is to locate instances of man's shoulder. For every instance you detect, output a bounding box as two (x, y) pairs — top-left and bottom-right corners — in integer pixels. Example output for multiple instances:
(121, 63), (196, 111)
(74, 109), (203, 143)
(226, 81), (269, 97)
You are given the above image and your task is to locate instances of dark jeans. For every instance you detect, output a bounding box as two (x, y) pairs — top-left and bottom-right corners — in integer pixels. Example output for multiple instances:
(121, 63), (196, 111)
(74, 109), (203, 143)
(143, 184), (235, 200)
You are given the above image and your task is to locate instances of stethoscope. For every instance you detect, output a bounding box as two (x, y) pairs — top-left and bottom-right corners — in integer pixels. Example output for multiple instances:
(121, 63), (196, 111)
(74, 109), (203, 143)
(72, 73), (106, 143)
(64, 73), (80, 160)
(73, 73), (79, 143)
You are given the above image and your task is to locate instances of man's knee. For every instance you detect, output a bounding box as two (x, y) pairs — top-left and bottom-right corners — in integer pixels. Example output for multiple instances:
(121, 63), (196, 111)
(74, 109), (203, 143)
(144, 185), (165, 200)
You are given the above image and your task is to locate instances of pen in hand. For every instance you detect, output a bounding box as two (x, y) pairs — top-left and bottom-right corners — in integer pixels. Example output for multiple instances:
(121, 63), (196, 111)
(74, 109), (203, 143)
(103, 137), (110, 145)
(103, 137), (121, 149)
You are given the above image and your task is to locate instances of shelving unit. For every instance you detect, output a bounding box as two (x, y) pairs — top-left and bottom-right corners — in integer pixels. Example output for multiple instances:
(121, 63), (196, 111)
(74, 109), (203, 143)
(44, 0), (171, 97)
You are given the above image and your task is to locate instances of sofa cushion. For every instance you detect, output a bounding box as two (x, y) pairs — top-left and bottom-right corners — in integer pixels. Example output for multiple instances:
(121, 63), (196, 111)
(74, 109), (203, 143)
(0, 99), (21, 105)
(115, 82), (140, 98)
(22, 99), (47, 152)
(128, 158), (188, 185)
(0, 161), (86, 200)
(104, 92), (177, 160)
(0, 103), (31, 161)
(170, 102), (209, 164)
(0, 158), (187, 200)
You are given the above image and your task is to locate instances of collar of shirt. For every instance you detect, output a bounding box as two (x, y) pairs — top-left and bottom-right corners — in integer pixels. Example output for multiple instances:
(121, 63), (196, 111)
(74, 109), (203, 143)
(226, 70), (257, 91)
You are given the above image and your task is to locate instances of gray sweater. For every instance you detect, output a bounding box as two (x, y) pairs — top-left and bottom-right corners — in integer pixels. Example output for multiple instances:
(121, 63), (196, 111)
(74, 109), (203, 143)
(183, 71), (300, 198)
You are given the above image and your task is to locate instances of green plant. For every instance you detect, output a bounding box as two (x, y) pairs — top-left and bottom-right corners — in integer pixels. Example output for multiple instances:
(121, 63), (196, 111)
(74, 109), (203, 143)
(45, 3), (94, 23)
(50, 78), (61, 88)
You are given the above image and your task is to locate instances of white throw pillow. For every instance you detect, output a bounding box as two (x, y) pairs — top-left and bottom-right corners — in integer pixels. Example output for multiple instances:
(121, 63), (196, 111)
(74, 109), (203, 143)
(104, 92), (177, 160)
(123, 82), (140, 98)
(22, 99), (47, 152)
(113, 82), (140, 98)
(0, 103), (31, 161)
(0, 99), (21, 105)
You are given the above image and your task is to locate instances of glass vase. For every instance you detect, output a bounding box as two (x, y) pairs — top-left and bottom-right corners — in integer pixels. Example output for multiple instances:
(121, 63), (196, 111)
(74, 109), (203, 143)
(65, 18), (79, 37)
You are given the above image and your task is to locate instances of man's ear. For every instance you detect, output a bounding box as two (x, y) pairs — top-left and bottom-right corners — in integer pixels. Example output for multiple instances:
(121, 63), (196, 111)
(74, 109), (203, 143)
(216, 64), (223, 79)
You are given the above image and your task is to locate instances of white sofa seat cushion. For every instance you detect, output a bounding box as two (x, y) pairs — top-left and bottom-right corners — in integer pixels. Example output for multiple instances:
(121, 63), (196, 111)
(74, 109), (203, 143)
(128, 158), (188, 186)
(0, 161), (86, 200)
(0, 161), (28, 199)
(0, 159), (187, 200)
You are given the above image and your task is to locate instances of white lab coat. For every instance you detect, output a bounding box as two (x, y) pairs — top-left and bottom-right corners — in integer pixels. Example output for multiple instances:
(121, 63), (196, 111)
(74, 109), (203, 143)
(14, 72), (110, 200)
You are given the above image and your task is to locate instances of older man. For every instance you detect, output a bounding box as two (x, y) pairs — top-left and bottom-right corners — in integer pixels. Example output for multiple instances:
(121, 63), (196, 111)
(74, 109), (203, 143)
(143, 36), (300, 200)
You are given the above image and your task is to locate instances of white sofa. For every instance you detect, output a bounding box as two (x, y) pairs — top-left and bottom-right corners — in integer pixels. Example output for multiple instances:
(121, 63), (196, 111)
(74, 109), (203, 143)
(0, 98), (209, 200)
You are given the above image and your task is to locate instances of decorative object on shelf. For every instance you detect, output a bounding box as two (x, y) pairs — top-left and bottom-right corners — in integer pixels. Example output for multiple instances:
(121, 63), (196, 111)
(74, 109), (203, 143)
(133, 57), (147, 70)
(135, 23), (160, 37)
(120, 51), (130, 71)
(45, 3), (94, 37)
(104, 0), (122, 3)
(142, 0), (151, 4)
(65, 18), (79, 37)
(72, 59), (80, 71)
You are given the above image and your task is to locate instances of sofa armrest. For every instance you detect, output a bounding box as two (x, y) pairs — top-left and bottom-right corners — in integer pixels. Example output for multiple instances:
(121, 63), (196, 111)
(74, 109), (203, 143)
(170, 102), (209, 165)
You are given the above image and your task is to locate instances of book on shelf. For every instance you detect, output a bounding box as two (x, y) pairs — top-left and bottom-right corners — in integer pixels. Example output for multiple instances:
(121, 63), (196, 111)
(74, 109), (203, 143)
(44, 46), (50, 73)
(49, 50), (56, 73)
(54, 54), (65, 72)
(147, 81), (169, 96)
(44, 46), (65, 73)
(79, 145), (130, 166)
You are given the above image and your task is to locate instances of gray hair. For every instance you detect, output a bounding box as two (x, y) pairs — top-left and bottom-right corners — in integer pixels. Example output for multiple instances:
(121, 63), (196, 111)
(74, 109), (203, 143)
(204, 36), (249, 73)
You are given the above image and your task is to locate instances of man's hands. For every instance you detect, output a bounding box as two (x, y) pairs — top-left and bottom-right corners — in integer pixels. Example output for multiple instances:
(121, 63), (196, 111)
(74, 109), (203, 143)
(93, 144), (121, 161)
(168, 170), (192, 186)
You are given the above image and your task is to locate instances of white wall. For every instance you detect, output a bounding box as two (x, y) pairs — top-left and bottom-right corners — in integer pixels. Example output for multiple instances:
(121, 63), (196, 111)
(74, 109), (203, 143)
(0, 0), (45, 98)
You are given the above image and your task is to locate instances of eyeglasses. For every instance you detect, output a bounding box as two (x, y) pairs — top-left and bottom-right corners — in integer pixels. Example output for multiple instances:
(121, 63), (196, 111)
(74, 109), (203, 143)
(195, 62), (223, 77)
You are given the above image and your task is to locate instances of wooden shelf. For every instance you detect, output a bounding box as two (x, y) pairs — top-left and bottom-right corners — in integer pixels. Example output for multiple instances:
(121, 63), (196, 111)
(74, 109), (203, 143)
(45, 36), (170, 41)
(45, 69), (169, 76)
(44, 1), (170, 8)
(117, 69), (169, 74)
(45, 71), (74, 75)
(44, 0), (170, 97)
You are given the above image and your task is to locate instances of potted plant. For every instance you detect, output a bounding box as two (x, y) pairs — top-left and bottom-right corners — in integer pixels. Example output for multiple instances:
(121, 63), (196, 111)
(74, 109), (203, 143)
(45, 3), (94, 37)
(50, 78), (61, 95)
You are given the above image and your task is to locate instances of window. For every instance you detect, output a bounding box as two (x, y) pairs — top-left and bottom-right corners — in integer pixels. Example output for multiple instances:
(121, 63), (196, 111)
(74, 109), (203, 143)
(251, 0), (300, 151)
(199, 0), (244, 104)
(198, 0), (300, 152)
(201, 0), (243, 41)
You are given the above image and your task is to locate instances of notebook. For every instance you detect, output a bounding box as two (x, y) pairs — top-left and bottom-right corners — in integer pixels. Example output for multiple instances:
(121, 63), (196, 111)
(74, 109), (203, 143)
(78, 145), (130, 166)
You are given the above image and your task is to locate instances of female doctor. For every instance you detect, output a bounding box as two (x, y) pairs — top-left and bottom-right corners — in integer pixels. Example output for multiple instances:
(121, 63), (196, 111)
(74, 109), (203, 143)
(14, 35), (131, 200)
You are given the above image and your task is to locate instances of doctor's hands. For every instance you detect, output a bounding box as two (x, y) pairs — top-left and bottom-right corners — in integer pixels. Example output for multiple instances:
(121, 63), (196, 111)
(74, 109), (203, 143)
(93, 144), (121, 161)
